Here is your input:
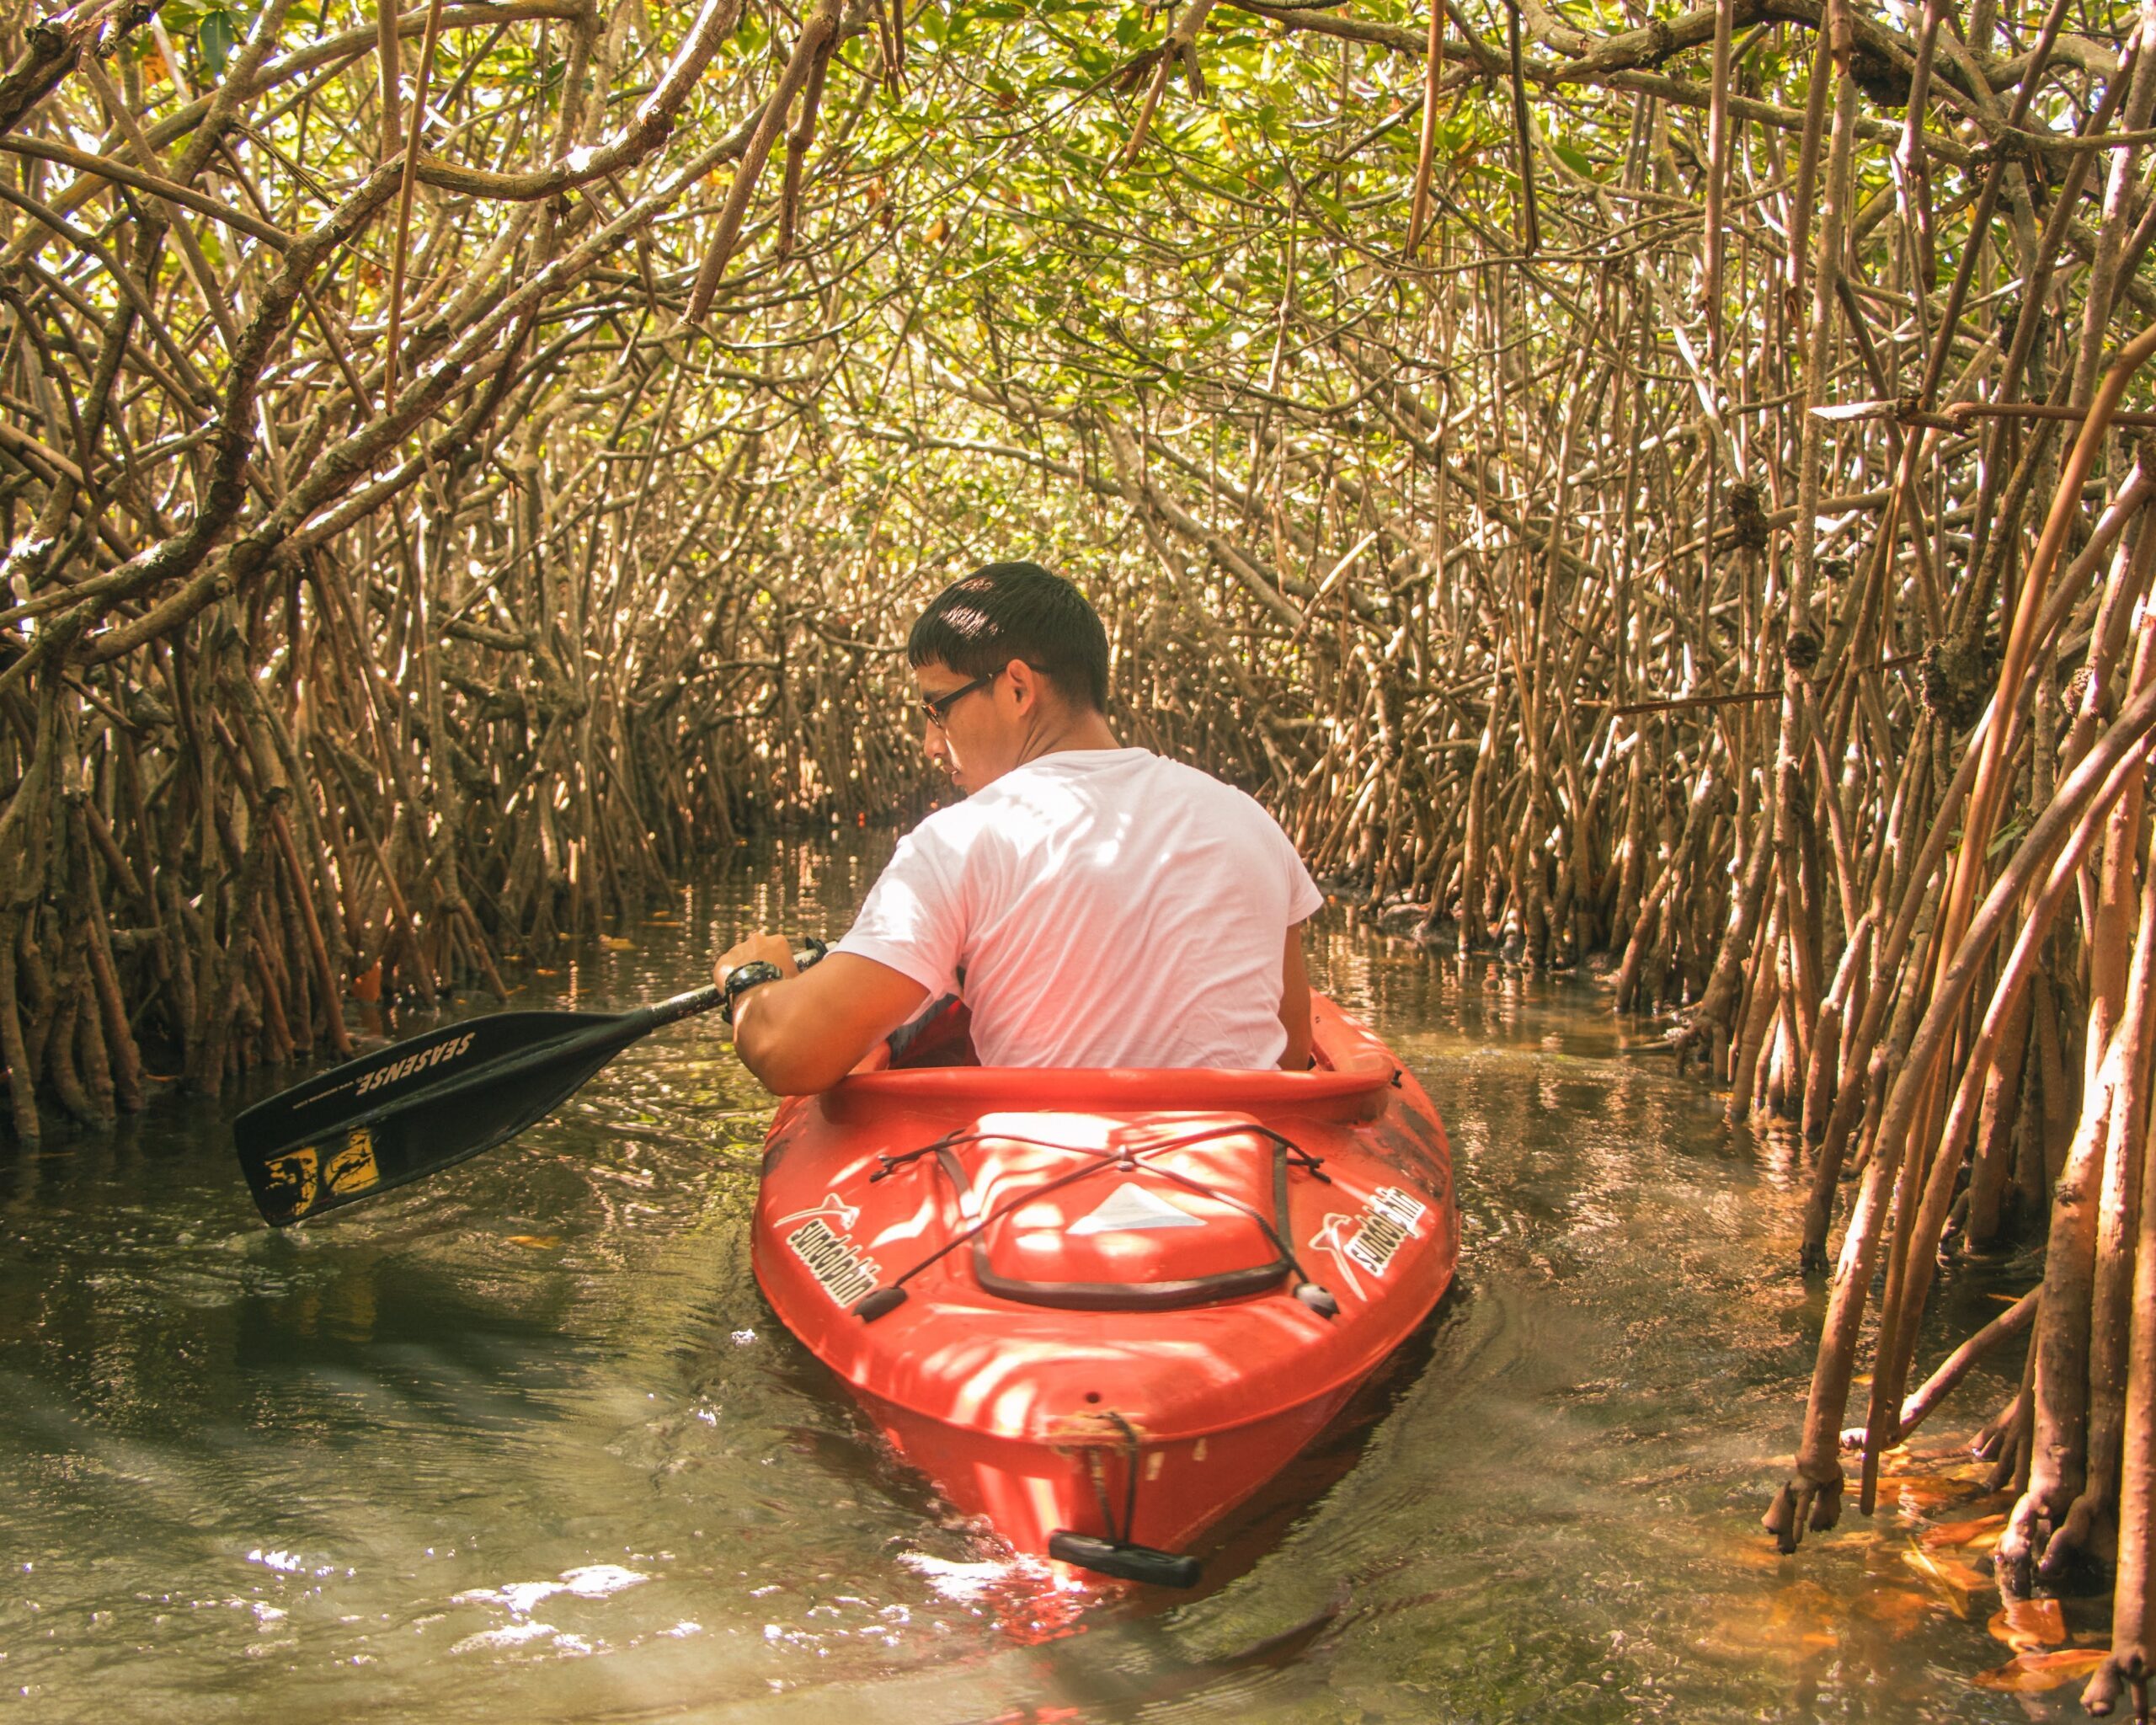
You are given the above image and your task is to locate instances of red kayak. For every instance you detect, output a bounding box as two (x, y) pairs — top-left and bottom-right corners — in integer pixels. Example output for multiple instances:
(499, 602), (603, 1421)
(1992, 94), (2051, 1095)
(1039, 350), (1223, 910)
(751, 992), (1458, 1587)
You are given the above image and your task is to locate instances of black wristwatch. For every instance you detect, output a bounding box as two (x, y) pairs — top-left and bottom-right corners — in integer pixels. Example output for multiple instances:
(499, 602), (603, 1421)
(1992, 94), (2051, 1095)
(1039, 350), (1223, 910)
(721, 959), (786, 1025)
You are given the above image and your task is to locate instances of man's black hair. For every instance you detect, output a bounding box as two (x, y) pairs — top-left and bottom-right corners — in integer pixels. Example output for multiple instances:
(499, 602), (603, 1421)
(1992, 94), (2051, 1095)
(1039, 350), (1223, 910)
(908, 561), (1110, 712)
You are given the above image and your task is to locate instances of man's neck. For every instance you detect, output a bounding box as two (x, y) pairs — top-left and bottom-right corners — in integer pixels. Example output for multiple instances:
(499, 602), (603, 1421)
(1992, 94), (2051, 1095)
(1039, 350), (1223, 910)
(1013, 708), (1121, 769)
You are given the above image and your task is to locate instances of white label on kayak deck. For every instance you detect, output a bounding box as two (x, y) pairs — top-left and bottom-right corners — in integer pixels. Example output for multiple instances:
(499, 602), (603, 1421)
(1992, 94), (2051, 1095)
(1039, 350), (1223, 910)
(786, 1218), (881, 1308)
(1310, 1185), (1429, 1296)
(1067, 1184), (1203, 1236)
(1344, 1187), (1428, 1277)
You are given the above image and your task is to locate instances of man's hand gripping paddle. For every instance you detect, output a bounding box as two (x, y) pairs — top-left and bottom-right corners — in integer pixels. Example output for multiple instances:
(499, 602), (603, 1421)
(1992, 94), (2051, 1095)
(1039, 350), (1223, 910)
(233, 944), (823, 1226)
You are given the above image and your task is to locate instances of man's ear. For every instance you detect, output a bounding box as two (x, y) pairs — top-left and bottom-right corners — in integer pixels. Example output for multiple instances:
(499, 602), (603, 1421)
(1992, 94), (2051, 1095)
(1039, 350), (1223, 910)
(1006, 656), (1043, 712)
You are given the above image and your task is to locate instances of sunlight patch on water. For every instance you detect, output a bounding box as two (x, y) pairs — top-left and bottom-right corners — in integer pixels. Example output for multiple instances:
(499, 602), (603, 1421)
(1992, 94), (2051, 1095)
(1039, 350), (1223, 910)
(894, 1551), (1024, 1601)
(453, 1562), (649, 1617)
(449, 1619), (563, 1655)
(894, 1550), (1061, 1604)
(245, 1546), (342, 1577)
(446, 1564), (653, 1658)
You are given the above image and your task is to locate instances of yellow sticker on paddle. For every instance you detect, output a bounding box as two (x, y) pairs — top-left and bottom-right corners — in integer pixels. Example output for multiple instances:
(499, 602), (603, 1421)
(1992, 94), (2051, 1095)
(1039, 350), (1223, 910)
(260, 1146), (319, 1219)
(323, 1127), (382, 1198)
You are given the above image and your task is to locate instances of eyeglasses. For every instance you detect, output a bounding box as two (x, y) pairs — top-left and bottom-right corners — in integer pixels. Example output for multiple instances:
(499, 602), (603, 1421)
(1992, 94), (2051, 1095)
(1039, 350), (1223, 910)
(918, 671), (998, 729)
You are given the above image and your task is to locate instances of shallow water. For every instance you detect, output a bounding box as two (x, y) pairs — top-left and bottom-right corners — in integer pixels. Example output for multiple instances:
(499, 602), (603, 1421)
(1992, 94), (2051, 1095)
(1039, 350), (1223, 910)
(0, 839), (2083, 1721)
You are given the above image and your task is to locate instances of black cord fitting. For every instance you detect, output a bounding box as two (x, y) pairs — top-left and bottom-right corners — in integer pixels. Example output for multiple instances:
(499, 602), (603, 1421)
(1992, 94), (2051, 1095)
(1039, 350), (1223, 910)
(854, 1286), (909, 1321)
(1294, 1283), (1340, 1319)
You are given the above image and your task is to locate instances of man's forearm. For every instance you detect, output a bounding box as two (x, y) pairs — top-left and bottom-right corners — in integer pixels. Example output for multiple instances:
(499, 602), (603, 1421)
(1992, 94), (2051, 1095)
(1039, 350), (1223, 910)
(1278, 921), (1313, 1068)
(734, 982), (853, 1094)
(1279, 1002), (1312, 1070)
(725, 952), (929, 1095)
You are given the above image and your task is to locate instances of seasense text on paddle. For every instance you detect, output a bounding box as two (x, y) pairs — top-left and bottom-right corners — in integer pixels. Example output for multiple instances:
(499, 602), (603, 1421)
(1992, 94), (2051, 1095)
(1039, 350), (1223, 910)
(354, 1031), (479, 1097)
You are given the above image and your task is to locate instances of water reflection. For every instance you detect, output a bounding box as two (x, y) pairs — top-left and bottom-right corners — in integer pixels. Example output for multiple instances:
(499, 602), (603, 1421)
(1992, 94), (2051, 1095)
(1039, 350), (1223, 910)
(0, 838), (2065, 1721)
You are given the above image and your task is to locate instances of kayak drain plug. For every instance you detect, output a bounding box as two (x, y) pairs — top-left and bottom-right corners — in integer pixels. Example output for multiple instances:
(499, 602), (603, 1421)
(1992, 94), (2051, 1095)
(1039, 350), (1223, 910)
(1294, 1283), (1339, 1319)
(853, 1286), (909, 1322)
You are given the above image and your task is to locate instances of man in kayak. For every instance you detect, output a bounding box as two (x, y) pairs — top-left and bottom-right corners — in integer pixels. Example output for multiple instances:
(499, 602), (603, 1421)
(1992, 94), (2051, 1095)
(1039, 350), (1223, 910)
(713, 561), (1323, 1092)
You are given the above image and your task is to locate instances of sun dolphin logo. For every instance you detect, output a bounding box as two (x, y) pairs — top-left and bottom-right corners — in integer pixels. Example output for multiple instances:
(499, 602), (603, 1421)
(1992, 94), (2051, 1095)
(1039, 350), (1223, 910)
(1309, 1186), (1429, 1299)
(1344, 1187), (1428, 1276)
(778, 1192), (878, 1308)
(1307, 1212), (1367, 1299)
(774, 1192), (861, 1232)
(354, 1030), (478, 1097)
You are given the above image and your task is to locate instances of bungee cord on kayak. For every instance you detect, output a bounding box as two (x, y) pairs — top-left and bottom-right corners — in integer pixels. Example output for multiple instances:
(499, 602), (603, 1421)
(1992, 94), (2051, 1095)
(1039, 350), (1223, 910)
(853, 1119), (1342, 1321)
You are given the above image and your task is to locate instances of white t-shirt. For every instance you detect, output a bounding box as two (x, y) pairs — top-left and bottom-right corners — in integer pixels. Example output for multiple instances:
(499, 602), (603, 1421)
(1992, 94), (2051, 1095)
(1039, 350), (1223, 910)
(834, 749), (1324, 1069)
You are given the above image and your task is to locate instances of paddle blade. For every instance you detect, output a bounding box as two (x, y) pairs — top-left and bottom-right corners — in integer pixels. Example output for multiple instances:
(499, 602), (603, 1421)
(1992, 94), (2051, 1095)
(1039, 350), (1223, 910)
(235, 1010), (615, 1162)
(234, 1010), (622, 1226)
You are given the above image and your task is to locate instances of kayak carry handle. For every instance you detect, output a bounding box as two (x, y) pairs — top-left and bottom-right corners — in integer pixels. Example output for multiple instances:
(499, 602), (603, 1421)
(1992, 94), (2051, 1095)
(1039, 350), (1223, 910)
(1047, 1531), (1201, 1589)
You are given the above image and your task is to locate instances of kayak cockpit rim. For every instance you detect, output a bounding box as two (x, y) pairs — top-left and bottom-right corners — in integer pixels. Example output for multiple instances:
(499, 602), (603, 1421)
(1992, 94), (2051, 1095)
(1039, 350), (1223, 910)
(817, 1055), (1401, 1124)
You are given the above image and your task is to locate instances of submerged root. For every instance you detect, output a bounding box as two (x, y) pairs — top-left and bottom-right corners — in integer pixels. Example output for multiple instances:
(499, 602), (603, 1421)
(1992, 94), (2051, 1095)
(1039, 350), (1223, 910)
(2081, 1645), (2151, 1719)
(2042, 1490), (2118, 1585)
(1763, 1469), (1843, 1555)
(1974, 1390), (2028, 1465)
(1997, 1487), (2073, 1596)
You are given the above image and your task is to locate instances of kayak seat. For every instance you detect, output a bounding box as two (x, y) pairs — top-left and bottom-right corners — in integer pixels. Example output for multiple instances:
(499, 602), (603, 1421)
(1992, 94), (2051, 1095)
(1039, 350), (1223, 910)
(885, 995), (979, 1069)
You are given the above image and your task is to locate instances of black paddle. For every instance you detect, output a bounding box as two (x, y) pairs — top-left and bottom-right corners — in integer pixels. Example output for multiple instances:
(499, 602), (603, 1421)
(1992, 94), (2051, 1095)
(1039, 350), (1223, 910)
(233, 944), (822, 1226)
